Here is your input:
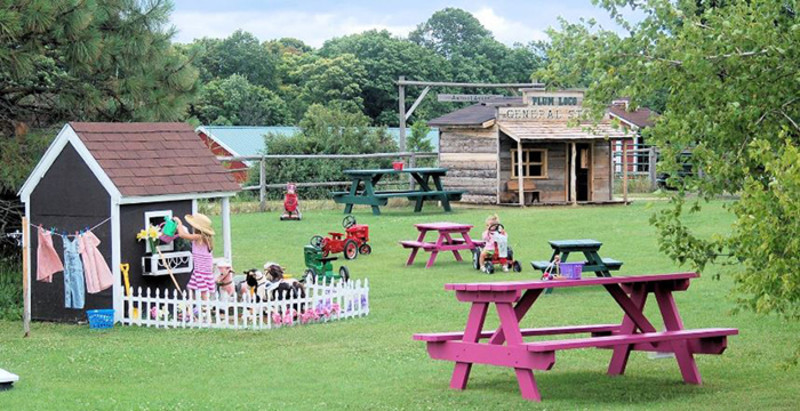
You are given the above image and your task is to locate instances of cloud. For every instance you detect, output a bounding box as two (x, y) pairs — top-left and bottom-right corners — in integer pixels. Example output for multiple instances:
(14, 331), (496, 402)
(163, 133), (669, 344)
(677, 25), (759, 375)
(170, 10), (414, 46)
(472, 7), (549, 45)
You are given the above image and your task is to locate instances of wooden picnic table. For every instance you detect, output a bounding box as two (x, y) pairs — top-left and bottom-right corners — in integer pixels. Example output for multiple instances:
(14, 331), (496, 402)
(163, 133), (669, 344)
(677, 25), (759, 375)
(399, 222), (485, 269)
(330, 167), (466, 215)
(413, 272), (738, 402)
(531, 239), (623, 278)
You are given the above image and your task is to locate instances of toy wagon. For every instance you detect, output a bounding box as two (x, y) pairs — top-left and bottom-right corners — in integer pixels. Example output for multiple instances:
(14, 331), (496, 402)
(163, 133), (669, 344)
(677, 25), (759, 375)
(303, 243), (350, 284)
(309, 215), (371, 260)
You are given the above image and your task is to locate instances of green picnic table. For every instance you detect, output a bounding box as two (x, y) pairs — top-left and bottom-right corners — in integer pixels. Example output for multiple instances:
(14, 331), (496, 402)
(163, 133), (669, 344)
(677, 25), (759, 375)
(331, 168), (466, 215)
(531, 239), (623, 278)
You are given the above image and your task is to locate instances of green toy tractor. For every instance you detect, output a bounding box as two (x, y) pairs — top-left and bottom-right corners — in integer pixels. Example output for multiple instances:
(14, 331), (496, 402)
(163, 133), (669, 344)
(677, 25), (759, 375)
(303, 243), (350, 284)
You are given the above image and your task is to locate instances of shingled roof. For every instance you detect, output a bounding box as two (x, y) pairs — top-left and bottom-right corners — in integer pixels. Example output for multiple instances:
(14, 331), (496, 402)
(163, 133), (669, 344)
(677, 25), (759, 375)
(70, 122), (240, 197)
(608, 105), (657, 128)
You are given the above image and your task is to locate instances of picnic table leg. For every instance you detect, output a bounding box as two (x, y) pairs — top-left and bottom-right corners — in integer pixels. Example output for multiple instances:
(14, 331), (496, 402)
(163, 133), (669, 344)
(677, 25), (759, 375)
(414, 197), (424, 212)
(655, 284), (702, 385)
(363, 176), (382, 215)
(425, 232), (445, 268)
(406, 230), (427, 266)
(344, 177), (359, 214)
(441, 232), (463, 262)
(432, 174), (453, 212)
(449, 302), (488, 390)
(585, 251), (611, 277)
(607, 284), (652, 376)
(488, 289), (542, 345)
(410, 173), (432, 213)
(496, 302), (542, 401)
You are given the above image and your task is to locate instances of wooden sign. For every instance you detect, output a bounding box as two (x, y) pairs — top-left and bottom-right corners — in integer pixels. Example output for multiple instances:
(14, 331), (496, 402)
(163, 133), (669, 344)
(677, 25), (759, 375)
(498, 89), (585, 122)
(437, 94), (501, 102)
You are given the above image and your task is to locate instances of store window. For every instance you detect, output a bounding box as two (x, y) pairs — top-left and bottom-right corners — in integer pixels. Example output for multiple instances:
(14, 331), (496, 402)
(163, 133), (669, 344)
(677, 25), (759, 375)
(510, 148), (547, 178)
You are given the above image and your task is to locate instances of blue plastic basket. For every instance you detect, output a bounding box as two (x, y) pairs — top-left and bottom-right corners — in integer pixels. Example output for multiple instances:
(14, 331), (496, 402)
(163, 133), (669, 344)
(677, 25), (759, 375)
(86, 309), (115, 329)
(559, 262), (584, 280)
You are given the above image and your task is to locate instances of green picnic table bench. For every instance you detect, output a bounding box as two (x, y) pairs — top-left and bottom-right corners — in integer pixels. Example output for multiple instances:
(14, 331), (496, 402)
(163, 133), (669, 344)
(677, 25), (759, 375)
(331, 167), (466, 215)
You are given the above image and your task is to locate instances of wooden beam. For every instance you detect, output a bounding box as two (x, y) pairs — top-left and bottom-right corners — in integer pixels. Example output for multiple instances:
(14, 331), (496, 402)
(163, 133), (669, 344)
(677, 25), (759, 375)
(609, 140), (614, 201)
(571, 142), (577, 205)
(396, 80), (543, 88)
(622, 141), (629, 204)
(405, 86), (430, 120)
(517, 140), (525, 207)
(398, 76), (406, 152)
(217, 152), (438, 161)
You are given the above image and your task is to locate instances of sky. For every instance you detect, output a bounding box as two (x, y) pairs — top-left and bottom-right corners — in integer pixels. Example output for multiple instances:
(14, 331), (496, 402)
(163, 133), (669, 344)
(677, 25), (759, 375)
(170, 0), (642, 47)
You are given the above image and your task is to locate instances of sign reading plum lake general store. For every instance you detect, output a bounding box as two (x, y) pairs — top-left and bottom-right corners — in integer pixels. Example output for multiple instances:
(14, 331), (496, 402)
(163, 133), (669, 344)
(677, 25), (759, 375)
(498, 89), (584, 122)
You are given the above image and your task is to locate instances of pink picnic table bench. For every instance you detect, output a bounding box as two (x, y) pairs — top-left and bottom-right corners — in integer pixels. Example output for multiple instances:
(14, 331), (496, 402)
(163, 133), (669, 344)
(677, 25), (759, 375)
(413, 272), (738, 402)
(399, 222), (485, 268)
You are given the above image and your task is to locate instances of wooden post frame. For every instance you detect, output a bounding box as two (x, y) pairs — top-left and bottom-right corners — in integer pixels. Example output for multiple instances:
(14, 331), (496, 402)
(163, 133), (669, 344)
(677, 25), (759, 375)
(622, 141), (629, 204)
(516, 139), (524, 206)
(570, 142), (577, 205)
(649, 146), (658, 190)
(222, 196), (232, 263)
(259, 155), (266, 212)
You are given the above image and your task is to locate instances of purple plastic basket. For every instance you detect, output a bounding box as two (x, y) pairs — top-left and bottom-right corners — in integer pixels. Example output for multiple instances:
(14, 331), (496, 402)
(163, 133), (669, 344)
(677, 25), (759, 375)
(559, 262), (584, 280)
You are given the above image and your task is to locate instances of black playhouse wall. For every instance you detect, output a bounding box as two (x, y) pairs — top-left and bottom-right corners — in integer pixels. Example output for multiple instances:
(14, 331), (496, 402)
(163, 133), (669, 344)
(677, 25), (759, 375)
(29, 143), (112, 322)
(120, 200), (193, 293)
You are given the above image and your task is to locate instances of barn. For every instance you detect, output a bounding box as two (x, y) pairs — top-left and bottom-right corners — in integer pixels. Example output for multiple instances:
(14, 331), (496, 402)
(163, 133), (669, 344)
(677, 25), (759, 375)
(18, 122), (240, 322)
(430, 89), (648, 205)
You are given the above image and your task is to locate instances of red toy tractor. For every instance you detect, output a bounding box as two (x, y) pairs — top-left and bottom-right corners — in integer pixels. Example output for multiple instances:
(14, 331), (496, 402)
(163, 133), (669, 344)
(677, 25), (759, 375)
(309, 215), (371, 260)
(280, 183), (302, 221)
(471, 223), (522, 274)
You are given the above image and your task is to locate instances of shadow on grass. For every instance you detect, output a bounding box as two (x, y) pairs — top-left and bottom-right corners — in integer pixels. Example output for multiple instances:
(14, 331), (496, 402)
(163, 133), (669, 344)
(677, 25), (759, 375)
(468, 369), (703, 405)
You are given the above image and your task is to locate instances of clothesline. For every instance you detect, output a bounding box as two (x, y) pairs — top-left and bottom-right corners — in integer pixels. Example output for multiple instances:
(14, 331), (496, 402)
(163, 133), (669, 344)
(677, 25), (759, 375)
(29, 216), (113, 237)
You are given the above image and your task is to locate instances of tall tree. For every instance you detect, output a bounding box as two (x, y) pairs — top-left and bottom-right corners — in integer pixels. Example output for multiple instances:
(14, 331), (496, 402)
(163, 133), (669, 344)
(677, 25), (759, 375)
(190, 30), (280, 88)
(538, 0), (800, 319)
(409, 8), (492, 58)
(191, 74), (290, 126)
(319, 30), (450, 124)
(283, 53), (368, 120)
(0, 0), (198, 134)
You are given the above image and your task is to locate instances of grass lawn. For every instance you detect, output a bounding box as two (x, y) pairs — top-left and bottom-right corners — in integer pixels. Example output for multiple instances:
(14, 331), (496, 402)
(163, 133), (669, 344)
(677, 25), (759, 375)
(1, 201), (798, 410)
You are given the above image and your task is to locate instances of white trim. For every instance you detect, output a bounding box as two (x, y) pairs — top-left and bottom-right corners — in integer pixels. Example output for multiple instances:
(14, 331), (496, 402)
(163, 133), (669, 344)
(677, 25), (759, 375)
(192, 199), (198, 215)
(608, 112), (640, 130)
(143, 210), (175, 253)
(19, 124), (121, 202)
(119, 191), (238, 205)
(195, 126), (253, 167)
(111, 197), (122, 322)
(221, 197), (232, 263)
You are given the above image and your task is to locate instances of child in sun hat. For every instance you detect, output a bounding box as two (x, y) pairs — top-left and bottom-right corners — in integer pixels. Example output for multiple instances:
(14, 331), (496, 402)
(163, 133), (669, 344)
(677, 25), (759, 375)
(174, 213), (215, 298)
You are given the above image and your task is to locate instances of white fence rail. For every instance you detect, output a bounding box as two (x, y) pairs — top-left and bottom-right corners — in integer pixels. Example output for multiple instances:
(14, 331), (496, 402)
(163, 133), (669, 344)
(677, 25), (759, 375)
(120, 279), (369, 330)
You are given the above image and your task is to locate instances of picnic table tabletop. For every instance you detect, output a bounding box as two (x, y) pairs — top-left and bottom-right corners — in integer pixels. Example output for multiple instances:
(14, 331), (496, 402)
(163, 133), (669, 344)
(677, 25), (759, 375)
(342, 167), (448, 176)
(414, 222), (474, 231)
(414, 271), (738, 402)
(548, 239), (603, 250)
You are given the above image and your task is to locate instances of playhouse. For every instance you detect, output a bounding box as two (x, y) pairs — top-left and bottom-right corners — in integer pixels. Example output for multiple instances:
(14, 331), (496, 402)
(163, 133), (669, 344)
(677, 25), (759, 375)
(18, 122), (240, 322)
(430, 89), (652, 205)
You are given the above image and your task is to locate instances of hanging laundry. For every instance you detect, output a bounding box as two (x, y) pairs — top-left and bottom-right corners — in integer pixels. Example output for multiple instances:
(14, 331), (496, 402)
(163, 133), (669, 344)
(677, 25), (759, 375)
(37, 227), (63, 283)
(62, 235), (85, 309)
(79, 231), (113, 293)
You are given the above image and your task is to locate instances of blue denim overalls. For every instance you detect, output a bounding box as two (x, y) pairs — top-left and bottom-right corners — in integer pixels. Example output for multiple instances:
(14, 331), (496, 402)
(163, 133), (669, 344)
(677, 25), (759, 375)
(62, 235), (85, 309)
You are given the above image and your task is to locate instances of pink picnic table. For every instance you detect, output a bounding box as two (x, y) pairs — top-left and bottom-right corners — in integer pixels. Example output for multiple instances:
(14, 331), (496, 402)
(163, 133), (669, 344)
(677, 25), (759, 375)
(413, 272), (738, 402)
(399, 222), (485, 268)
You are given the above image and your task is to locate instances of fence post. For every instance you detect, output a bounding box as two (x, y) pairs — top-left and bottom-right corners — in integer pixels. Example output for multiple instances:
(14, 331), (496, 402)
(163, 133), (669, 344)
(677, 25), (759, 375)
(259, 156), (266, 212)
(648, 146), (657, 190)
(622, 142), (628, 204)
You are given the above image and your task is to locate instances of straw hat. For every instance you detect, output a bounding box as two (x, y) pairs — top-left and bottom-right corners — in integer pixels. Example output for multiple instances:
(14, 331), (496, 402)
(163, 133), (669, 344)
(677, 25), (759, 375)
(214, 258), (231, 268)
(184, 213), (215, 235)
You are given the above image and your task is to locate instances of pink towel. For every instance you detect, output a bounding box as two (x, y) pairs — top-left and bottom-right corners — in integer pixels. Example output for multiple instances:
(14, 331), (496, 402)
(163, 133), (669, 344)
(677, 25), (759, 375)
(79, 231), (113, 293)
(37, 227), (64, 282)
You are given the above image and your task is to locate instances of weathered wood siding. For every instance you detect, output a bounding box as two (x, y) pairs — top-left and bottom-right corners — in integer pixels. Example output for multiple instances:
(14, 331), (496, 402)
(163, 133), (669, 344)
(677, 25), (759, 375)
(439, 126), (498, 202)
(592, 140), (612, 201)
(499, 136), (568, 203)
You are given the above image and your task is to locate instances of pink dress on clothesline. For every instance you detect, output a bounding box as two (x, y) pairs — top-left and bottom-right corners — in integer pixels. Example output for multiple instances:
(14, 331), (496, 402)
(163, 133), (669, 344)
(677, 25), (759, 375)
(79, 231), (113, 293)
(37, 227), (63, 282)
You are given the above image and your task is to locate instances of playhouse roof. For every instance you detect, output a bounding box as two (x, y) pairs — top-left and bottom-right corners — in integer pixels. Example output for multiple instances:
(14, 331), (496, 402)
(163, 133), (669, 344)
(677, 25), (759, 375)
(69, 122), (240, 197)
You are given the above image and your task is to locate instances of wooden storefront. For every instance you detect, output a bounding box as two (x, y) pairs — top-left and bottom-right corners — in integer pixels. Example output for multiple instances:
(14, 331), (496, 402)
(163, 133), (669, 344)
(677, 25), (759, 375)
(430, 89), (631, 205)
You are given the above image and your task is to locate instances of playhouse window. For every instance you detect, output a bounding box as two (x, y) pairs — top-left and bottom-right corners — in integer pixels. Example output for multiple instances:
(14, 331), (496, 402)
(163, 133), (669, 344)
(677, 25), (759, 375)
(511, 148), (547, 178)
(144, 210), (174, 253)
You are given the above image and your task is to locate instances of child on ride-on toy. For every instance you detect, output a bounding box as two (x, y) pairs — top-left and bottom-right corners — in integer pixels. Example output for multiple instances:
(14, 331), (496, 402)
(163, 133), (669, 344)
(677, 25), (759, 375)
(480, 214), (508, 272)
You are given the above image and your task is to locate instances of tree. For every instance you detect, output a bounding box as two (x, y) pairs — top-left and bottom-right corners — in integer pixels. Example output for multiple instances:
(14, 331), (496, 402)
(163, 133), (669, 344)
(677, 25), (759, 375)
(537, 0), (800, 319)
(283, 54), (368, 119)
(0, 0), (198, 135)
(319, 30), (450, 124)
(191, 74), (290, 126)
(189, 30), (280, 88)
(409, 8), (492, 58)
(261, 104), (399, 198)
(407, 121), (434, 153)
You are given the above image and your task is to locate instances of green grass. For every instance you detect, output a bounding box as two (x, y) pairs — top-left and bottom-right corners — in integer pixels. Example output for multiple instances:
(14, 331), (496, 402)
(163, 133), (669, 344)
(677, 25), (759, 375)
(1, 201), (798, 410)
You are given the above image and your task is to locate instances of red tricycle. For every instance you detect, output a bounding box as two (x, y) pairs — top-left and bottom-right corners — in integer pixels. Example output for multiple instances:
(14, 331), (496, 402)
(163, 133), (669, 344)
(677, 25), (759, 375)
(471, 223), (522, 274)
(309, 215), (371, 260)
(280, 183), (302, 221)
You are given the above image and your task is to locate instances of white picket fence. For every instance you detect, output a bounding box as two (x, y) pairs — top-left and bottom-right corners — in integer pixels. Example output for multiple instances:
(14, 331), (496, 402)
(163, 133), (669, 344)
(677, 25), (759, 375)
(120, 279), (369, 330)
